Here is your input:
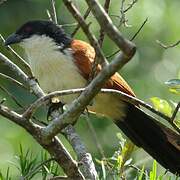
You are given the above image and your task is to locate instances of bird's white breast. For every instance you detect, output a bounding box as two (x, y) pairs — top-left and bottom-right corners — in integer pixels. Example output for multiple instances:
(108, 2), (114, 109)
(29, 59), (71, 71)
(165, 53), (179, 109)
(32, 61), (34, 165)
(21, 35), (87, 103)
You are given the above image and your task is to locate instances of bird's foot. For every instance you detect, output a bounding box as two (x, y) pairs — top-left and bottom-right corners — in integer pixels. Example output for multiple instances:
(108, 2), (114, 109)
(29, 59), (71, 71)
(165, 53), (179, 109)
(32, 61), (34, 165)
(47, 98), (65, 121)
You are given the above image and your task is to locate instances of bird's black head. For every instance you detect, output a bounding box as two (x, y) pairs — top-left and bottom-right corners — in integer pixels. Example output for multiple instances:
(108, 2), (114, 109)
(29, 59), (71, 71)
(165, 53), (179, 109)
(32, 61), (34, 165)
(5, 20), (72, 47)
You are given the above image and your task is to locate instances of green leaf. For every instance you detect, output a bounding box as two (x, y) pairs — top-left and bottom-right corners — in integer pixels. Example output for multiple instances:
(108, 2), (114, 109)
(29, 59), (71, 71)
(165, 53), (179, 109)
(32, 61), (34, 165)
(150, 97), (172, 117)
(149, 160), (157, 180)
(168, 88), (180, 95)
(165, 79), (180, 95)
(101, 160), (106, 180)
(138, 165), (145, 180)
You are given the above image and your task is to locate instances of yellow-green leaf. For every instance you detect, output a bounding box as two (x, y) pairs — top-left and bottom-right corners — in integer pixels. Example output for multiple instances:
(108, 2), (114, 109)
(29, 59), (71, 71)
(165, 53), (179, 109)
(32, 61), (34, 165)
(150, 97), (172, 117)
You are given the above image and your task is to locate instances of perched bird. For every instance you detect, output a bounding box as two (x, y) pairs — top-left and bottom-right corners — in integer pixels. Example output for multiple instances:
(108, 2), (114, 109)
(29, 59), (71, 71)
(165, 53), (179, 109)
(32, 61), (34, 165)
(5, 20), (180, 174)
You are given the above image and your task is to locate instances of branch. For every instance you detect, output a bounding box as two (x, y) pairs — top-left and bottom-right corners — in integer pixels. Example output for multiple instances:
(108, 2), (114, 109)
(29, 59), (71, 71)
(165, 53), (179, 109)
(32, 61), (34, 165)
(71, 7), (91, 37)
(50, 0), (58, 24)
(0, 103), (84, 179)
(46, 9), (53, 21)
(130, 18), (148, 41)
(171, 102), (180, 122)
(85, 0), (136, 57)
(0, 52), (44, 97)
(0, 52), (29, 83)
(85, 115), (105, 158)
(63, 0), (108, 67)
(156, 39), (180, 49)
(107, 18), (148, 58)
(23, 88), (180, 133)
(124, 0), (138, 13)
(0, 85), (23, 108)
(62, 125), (97, 179)
(98, 0), (111, 47)
(40, 50), (135, 140)
(0, 72), (28, 90)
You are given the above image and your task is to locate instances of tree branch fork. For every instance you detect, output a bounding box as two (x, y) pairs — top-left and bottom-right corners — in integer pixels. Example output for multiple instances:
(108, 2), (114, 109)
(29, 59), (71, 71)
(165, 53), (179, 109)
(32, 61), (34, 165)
(0, 0), (179, 179)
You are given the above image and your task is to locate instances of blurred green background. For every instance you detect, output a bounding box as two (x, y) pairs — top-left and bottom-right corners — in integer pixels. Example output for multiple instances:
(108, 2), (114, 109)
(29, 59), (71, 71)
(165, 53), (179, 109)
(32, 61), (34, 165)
(0, 0), (179, 179)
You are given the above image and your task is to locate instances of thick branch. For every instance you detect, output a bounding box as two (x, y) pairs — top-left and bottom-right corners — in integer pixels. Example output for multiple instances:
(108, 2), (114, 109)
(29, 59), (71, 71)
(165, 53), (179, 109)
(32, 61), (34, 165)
(42, 51), (135, 140)
(0, 103), (84, 179)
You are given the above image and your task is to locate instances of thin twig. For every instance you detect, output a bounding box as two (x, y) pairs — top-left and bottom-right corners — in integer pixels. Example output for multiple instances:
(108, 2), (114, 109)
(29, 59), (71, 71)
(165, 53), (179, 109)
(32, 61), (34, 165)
(49, 176), (68, 180)
(0, 52), (29, 83)
(90, 0), (111, 82)
(130, 18), (148, 41)
(0, 34), (33, 77)
(0, 85), (23, 108)
(85, 115), (106, 158)
(128, 164), (149, 178)
(46, 9), (53, 21)
(156, 39), (180, 49)
(98, 0), (111, 47)
(119, 0), (128, 27)
(119, 0), (138, 27)
(71, 7), (91, 37)
(107, 18), (148, 59)
(85, 0), (136, 57)
(171, 102), (180, 122)
(51, 0), (58, 24)
(63, 0), (108, 67)
(0, 72), (28, 90)
(124, 0), (138, 13)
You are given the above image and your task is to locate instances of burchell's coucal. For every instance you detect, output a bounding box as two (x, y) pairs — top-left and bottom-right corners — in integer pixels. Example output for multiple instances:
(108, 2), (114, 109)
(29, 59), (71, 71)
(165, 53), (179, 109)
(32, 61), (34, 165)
(5, 20), (180, 174)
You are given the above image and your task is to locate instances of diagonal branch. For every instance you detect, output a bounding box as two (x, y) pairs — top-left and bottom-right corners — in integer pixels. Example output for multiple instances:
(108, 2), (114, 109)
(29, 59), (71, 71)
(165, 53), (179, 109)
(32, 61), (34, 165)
(0, 72), (28, 90)
(0, 85), (23, 108)
(50, 0), (58, 24)
(98, 0), (111, 47)
(71, 7), (91, 37)
(62, 125), (97, 179)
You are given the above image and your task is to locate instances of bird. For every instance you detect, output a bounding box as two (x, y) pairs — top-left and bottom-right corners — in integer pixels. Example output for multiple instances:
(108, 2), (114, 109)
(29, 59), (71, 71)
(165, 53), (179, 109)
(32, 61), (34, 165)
(5, 20), (180, 175)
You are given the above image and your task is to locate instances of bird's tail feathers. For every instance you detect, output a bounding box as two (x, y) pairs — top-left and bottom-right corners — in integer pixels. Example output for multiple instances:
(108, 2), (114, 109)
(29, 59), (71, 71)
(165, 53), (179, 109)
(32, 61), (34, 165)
(115, 104), (180, 175)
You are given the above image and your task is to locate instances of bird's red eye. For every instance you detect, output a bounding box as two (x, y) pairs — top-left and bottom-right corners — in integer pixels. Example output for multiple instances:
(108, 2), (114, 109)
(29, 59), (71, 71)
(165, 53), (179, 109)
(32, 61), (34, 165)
(24, 26), (32, 33)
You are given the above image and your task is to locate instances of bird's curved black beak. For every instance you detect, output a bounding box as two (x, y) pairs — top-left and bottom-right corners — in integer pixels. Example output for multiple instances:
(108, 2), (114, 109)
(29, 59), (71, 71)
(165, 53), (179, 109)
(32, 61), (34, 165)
(5, 33), (22, 46)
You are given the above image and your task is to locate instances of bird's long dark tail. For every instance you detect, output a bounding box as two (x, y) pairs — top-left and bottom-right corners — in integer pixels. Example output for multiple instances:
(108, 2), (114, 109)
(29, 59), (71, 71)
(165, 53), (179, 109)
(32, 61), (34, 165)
(115, 104), (180, 175)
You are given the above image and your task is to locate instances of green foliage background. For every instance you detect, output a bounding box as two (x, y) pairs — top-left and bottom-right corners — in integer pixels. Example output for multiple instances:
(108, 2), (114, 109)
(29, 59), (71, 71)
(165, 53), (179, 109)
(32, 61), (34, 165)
(0, 0), (179, 179)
